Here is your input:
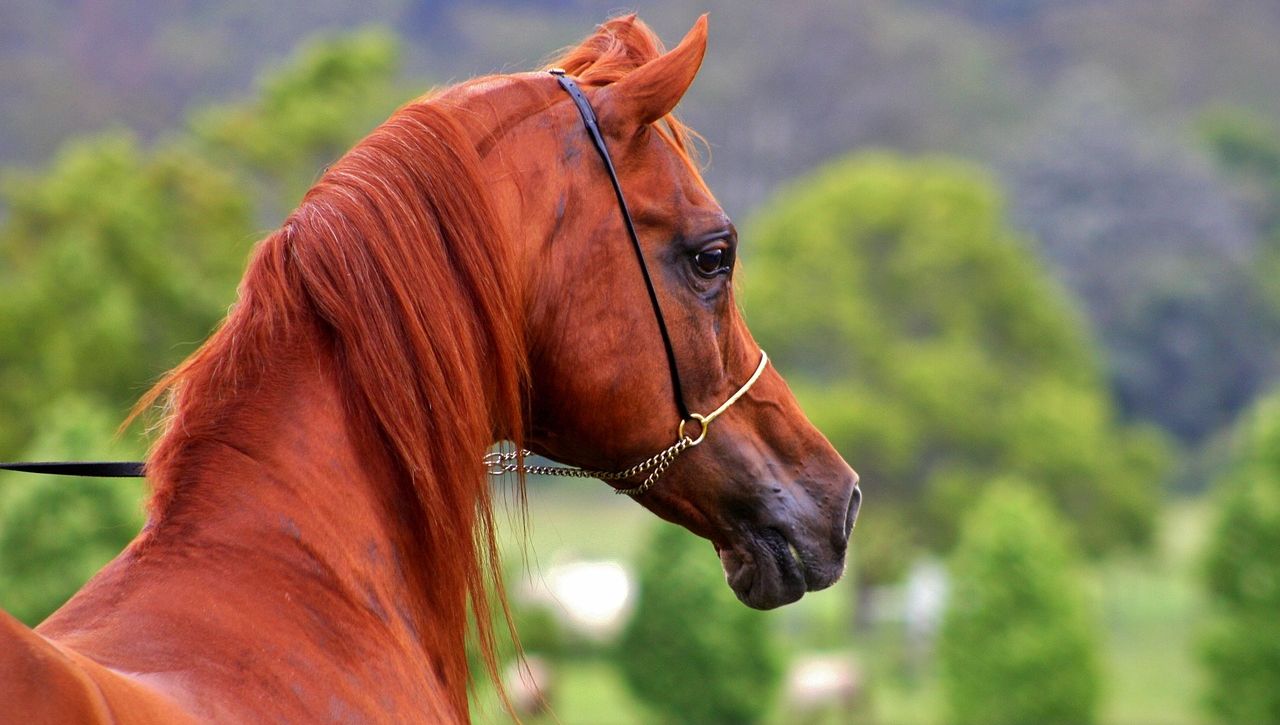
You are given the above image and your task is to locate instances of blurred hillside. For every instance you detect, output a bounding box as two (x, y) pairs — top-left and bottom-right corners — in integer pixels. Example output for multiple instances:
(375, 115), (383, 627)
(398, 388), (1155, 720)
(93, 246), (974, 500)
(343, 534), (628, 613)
(10, 1), (1280, 209)
(5, 0), (1280, 449)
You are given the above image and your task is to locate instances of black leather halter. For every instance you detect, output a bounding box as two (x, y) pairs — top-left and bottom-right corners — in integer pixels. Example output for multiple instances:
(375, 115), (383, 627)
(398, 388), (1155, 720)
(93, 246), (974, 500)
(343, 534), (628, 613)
(550, 69), (691, 420)
(0, 70), (694, 480)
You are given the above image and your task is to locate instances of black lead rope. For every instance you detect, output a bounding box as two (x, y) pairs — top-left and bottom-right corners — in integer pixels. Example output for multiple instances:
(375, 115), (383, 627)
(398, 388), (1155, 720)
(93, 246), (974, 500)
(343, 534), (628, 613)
(0, 461), (144, 477)
(0, 70), (693, 479)
(550, 69), (692, 422)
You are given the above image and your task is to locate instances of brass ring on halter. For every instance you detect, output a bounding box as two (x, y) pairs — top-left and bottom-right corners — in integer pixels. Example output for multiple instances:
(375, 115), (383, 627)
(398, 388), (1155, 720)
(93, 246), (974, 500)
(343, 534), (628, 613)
(679, 413), (709, 446)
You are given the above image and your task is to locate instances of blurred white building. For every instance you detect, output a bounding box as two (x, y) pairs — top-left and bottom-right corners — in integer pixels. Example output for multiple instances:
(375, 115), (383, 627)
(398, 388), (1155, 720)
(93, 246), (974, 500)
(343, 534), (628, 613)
(518, 558), (634, 640)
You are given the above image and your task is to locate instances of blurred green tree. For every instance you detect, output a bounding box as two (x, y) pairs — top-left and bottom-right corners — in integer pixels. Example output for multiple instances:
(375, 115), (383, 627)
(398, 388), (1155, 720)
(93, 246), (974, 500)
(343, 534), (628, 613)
(191, 27), (403, 216)
(742, 153), (1167, 578)
(618, 522), (784, 724)
(1200, 392), (1280, 723)
(0, 133), (253, 456)
(939, 480), (1100, 725)
(0, 28), (405, 457)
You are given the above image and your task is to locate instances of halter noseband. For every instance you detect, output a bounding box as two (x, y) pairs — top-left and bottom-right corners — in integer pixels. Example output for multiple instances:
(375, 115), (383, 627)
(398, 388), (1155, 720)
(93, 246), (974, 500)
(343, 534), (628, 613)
(0, 70), (770, 498)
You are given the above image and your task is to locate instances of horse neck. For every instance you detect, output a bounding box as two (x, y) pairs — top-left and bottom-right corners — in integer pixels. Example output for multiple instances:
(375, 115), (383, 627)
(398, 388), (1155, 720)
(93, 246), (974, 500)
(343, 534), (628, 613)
(40, 94), (529, 720)
(45, 322), (474, 719)
(187, 324), (462, 605)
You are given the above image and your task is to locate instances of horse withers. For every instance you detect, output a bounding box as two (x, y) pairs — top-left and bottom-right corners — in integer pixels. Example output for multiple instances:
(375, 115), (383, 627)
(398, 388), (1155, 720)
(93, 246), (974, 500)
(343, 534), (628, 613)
(1, 14), (860, 722)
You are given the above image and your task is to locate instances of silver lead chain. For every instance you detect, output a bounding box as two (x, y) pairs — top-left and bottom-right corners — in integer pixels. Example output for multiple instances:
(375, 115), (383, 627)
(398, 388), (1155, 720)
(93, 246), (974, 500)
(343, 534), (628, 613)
(484, 351), (769, 497)
(483, 434), (694, 496)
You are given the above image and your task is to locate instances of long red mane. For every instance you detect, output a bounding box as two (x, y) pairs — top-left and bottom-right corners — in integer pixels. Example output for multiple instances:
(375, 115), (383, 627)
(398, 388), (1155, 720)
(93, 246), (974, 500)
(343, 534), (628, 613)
(127, 12), (691, 715)
(131, 101), (525, 712)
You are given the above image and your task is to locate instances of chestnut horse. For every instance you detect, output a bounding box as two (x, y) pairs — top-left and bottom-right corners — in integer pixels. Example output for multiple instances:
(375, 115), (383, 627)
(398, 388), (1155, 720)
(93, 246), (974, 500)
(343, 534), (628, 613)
(0, 15), (860, 723)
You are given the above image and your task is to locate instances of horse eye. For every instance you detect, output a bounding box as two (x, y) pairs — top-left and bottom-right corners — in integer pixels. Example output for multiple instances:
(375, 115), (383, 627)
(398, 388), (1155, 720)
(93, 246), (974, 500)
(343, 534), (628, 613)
(693, 248), (728, 276)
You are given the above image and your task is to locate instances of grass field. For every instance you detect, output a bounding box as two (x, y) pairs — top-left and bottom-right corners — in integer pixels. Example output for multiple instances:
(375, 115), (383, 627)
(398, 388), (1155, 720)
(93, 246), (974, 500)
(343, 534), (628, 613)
(481, 483), (1212, 724)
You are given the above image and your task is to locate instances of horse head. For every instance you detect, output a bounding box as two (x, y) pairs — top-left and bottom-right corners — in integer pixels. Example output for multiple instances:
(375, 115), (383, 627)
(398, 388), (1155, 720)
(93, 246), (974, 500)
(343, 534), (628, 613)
(476, 16), (861, 609)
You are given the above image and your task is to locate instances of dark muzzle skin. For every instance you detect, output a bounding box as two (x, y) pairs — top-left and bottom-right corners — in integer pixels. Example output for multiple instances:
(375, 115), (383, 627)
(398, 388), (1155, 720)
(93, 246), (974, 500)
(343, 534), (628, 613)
(730, 473), (860, 610)
(686, 408), (862, 610)
(742, 380), (862, 609)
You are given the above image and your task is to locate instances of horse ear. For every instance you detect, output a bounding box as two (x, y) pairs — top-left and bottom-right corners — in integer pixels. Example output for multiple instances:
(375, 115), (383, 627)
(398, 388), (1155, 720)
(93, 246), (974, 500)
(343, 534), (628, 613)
(597, 14), (708, 136)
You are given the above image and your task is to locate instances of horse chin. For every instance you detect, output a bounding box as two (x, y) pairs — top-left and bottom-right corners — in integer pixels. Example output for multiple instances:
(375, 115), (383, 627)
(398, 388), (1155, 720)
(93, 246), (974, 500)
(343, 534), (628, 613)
(715, 530), (809, 610)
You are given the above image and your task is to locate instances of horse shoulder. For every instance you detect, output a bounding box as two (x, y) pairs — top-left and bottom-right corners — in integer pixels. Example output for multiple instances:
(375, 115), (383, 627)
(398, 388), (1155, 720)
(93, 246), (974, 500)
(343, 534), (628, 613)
(0, 609), (195, 724)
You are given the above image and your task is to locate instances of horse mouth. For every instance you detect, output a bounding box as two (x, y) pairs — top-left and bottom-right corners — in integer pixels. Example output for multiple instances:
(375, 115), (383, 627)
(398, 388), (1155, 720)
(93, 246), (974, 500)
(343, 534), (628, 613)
(715, 528), (842, 610)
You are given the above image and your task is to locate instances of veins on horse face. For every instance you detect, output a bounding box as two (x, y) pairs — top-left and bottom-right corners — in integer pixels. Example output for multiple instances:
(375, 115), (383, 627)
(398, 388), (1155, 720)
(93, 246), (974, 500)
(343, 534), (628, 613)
(554, 193), (568, 223)
(560, 139), (583, 165)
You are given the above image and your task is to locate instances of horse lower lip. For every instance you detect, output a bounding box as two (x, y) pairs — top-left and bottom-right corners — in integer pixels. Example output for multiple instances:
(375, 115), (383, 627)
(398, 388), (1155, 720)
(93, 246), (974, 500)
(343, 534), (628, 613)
(761, 528), (798, 570)
(774, 539), (804, 586)
(719, 545), (754, 592)
(763, 530), (841, 593)
(717, 531), (808, 609)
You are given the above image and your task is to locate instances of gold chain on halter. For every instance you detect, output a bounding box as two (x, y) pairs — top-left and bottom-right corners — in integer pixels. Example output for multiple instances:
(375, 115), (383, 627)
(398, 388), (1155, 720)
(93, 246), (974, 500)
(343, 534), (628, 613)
(483, 350), (769, 496)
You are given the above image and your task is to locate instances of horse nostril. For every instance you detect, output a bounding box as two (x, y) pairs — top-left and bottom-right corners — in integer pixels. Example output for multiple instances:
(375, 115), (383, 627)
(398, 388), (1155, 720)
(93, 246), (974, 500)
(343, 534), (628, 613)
(842, 483), (862, 541)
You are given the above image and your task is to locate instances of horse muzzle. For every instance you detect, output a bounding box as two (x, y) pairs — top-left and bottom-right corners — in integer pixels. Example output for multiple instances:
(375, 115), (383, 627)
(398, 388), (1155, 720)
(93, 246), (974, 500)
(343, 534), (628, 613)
(716, 470), (860, 610)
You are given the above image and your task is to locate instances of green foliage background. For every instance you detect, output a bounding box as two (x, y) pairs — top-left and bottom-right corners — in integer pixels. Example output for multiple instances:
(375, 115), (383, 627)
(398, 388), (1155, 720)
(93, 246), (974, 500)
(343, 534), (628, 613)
(0, 396), (146, 624)
(0, 30), (405, 625)
(939, 481), (1100, 725)
(1201, 392), (1280, 723)
(619, 522), (784, 724)
(742, 154), (1168, 573)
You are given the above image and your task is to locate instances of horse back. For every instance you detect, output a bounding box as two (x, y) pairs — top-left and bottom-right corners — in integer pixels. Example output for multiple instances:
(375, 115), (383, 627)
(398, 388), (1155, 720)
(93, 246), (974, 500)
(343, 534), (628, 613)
(0, 609), (194, 724)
